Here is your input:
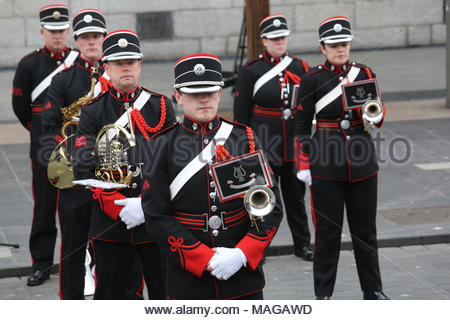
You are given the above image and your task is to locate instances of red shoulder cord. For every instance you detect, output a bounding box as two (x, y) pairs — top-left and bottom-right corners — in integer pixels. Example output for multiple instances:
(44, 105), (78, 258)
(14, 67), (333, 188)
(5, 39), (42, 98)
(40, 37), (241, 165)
(246, 126), (256, 152)
(284, 70), (300, 85)
(130, 96), (167, 140)
(215, 126), (256, 162)
(302, 60), (309, 72)
(364, 68), (373, 79)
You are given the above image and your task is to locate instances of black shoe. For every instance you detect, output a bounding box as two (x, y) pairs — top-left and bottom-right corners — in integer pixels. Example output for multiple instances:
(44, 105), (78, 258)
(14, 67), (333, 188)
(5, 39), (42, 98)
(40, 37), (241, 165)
(26, 270), (50, 287)
(294, 246), (314, 261)
(316, 296), (331, 300)
(363, 291), (390, 300)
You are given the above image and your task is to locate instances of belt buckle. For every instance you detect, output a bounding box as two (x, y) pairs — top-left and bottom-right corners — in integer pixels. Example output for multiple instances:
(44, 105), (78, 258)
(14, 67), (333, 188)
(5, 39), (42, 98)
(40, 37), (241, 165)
(282, 108), (292, 120)
(340, 119), (350, 130)
(208, 215), (222, 230)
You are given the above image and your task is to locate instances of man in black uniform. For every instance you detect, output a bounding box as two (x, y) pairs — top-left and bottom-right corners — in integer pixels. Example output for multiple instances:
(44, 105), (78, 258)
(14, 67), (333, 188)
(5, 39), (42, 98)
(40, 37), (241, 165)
(233, 14), (313, 261)
(74, 30), (175, 299)
(42, 8), (108, 299)
(294, 16), (389, 300)
(142, 54), (283, 299)
(12, 4), (75, 287)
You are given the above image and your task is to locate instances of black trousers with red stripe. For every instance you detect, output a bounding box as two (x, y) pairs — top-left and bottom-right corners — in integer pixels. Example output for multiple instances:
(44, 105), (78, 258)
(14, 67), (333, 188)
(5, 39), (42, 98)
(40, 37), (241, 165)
(58, 190), (144, 299)
(310, 175), (382, 297)
(29, 160), (59, 273)
(58, 188), (92, 299)
(92, 240), (165, 300)
(272, 161), (311, 250)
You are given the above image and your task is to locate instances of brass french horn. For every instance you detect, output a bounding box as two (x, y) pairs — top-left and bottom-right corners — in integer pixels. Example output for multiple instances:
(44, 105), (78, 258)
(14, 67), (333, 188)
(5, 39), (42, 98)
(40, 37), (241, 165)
(94, 122), (136, 186)
(47, 66), (98, 189)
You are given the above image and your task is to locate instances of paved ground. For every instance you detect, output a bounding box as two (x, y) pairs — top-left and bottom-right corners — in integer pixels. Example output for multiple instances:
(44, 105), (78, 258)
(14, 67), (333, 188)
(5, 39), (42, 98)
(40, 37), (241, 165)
(0, 46), (449, 300)
(2, 244), (449, 300)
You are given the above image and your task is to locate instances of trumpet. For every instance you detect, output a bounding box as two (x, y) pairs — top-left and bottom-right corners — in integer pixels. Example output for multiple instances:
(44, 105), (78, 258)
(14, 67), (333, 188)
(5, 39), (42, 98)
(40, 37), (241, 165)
(362, 99), (383, 131)
(47, 68), (98, 189)
(243, 185), (276, 231)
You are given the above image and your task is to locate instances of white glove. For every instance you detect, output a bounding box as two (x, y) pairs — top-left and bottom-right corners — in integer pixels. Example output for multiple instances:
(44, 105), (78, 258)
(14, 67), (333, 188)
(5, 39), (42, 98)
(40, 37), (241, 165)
(208, 247), (247, 280)
(115, 198), (145, 229)
(363, 112), (383, 125)
(296, 169), (312, 186)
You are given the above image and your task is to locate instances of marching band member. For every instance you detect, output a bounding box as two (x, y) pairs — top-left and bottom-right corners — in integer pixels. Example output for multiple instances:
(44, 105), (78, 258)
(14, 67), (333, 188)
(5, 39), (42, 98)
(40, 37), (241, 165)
(12, 4), (73, 287)
(74, 30), (176, 299)
(142, 54), (283, 299)
(234, 14), (313, 261)
(42, 8), (108, 299)
(294, 16), (389, 300)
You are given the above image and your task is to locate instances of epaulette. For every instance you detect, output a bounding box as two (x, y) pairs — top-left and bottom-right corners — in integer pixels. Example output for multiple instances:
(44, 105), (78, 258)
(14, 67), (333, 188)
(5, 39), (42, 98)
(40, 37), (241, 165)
(151, 121), (178, 139)
(244, 55), (264, 67)
(304, 65), (325, 78)
(291, 56), (310, 72)
(290, 55), (302, 63)
(141, 87), (169, 100)
(352, 61), (369, 69)
(223, 117), (247, 129)
(21, 48), (41, 62)
(56, 63), (76, 76)
(85, 90), (108, 107)
(351, 62), (375, 78)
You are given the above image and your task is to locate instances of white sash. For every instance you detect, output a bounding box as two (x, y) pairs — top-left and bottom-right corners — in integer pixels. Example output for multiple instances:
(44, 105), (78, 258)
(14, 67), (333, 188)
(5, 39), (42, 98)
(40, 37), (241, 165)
(314, 66), (361, 114)
(253, 56), (293, 97)
(93, 72), (110, 97)
(99, 90), (151, 144)
(116, 90), (151, 127)
(31, 50), (79, 102)
(170, 122), (234, 200)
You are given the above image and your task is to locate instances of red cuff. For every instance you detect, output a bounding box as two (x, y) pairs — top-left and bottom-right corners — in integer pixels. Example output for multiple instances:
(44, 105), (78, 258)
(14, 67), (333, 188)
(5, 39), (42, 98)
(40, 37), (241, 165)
(167, 236), (215, 278)
(55, 135), (64, 144)
(294, 138), (310, 171)
(90, 188), (127, 220)
(236, 227), (277, 270)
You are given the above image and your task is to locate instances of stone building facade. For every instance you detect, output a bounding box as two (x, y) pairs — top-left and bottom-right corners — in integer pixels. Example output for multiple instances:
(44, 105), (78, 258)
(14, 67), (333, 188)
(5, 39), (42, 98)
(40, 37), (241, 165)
(0, 0), (445, 67)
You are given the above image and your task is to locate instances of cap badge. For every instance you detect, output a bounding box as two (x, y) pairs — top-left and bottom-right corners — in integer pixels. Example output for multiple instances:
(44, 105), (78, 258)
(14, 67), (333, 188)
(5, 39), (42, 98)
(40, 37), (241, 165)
(194, 64), (206, 76)
(273, 19), (281, 27)
(52, 11), (61, 19)
(84, 14), (93, 23)
(333, 23), (343, 32)
(118, 38), (128, 48)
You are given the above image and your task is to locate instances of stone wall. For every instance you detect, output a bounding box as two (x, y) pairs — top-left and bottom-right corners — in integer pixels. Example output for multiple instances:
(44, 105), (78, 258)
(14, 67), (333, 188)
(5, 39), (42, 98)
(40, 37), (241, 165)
(0, 0), (446, 67)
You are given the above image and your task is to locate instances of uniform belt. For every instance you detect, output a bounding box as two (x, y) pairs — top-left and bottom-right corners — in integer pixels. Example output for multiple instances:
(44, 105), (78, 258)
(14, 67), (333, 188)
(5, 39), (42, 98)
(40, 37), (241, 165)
(316, 119), (363, 130)
(172, 207), (248, 232)
(252, 105), (295, 119)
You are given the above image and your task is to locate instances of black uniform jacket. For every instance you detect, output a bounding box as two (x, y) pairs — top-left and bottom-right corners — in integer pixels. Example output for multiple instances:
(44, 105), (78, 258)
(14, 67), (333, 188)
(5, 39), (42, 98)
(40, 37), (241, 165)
(294, 61), (386, 182)
(41, 55), (108, 163)
(142, 116), (283, 299)
(12, 46), (73, 160)
(74, 86), (176, 243)
(234, 51), (309, 164)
